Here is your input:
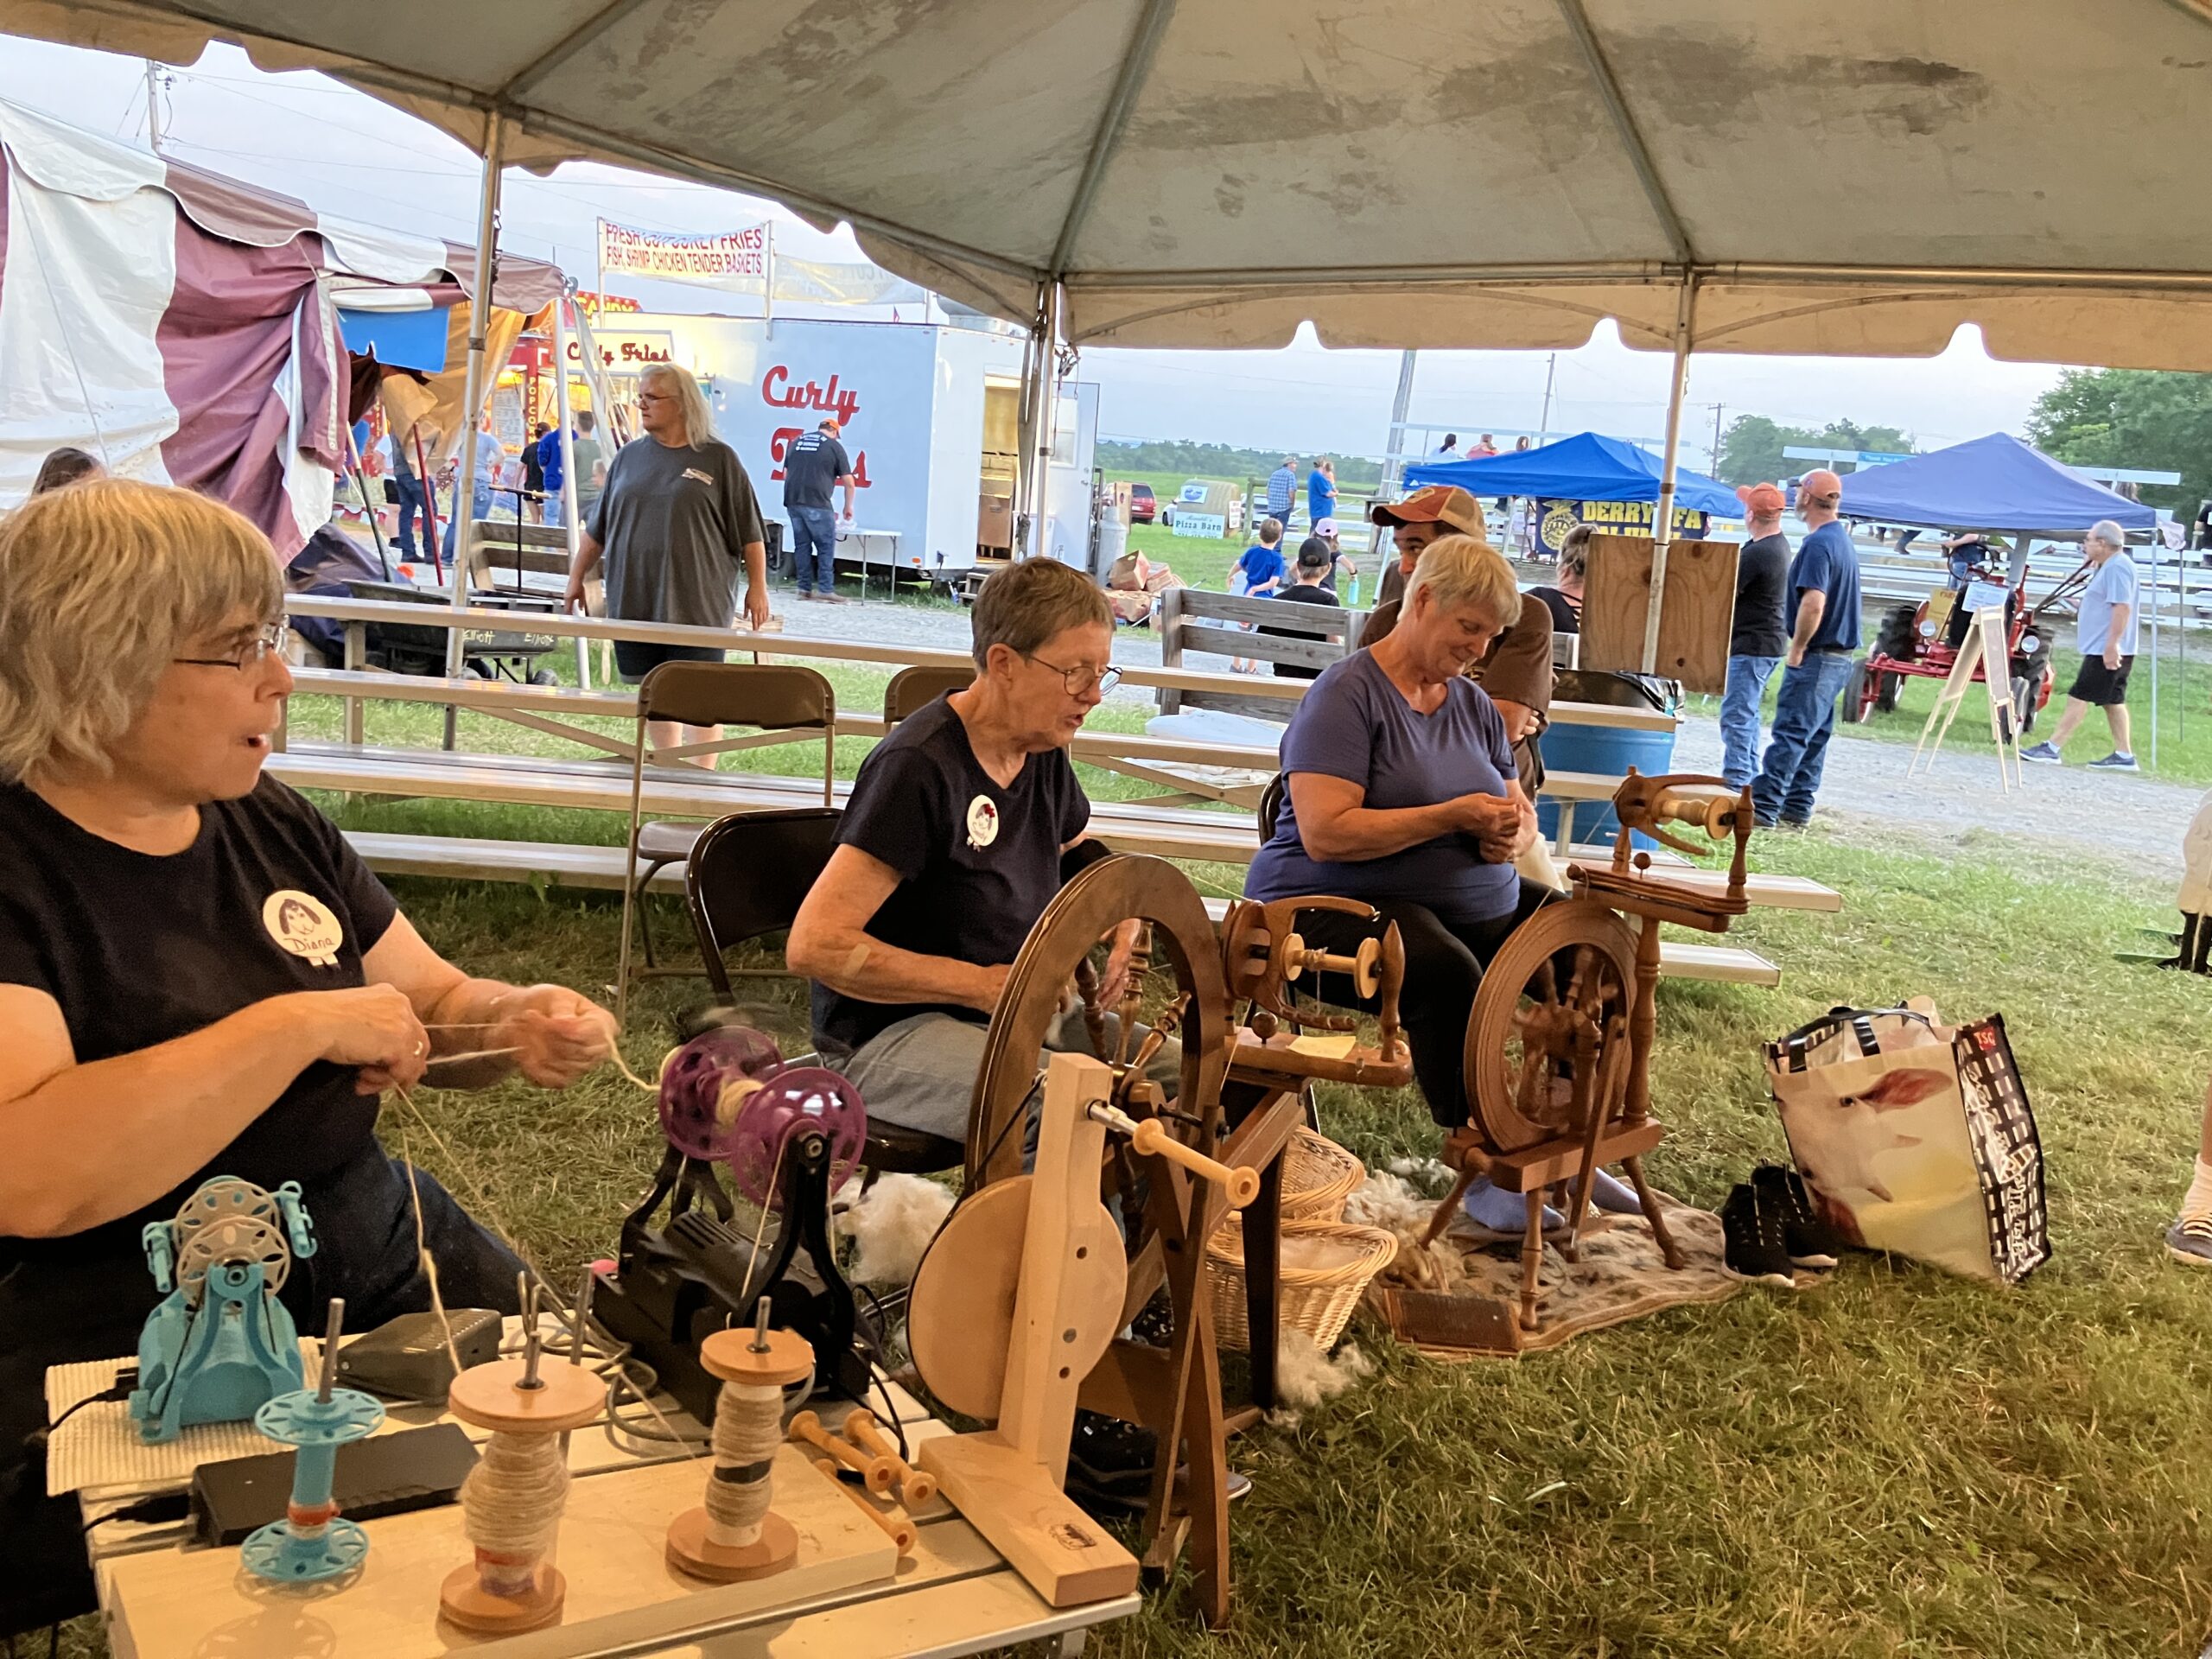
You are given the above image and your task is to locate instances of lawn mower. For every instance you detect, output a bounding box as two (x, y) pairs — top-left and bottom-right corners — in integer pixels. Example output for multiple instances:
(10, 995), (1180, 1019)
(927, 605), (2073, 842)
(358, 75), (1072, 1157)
(1843, 551), (2091, 734)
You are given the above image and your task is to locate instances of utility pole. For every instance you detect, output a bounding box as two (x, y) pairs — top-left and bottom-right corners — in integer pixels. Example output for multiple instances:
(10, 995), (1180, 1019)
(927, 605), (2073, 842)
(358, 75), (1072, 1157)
(1537, 353), (1558, 445)
(1382, 349), (1417, 494)
(1709, 403), (1726, 474)
(143, 60), (168, 153)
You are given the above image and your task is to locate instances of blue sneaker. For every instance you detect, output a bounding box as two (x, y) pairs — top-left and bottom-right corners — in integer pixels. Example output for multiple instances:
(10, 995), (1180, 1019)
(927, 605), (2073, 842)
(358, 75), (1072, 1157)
(2020, 741), (2062, 764)
(2088, 752), (2139, 772)
(2166, 1216), (2212, 1266)
(1463, 1177), (1561, 1236)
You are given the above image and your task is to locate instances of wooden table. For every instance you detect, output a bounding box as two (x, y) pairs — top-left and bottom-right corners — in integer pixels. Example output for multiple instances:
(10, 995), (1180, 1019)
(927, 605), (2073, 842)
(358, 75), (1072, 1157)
(67, 1321), (1137, 1658)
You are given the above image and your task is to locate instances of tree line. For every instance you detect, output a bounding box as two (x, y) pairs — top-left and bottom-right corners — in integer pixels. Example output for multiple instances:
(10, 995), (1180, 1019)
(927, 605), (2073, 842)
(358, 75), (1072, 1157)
(1099, 438), (1384, 489)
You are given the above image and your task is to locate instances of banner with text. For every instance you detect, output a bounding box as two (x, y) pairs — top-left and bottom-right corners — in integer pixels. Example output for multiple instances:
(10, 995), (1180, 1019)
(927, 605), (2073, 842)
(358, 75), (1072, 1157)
(597, 219), (768, 287)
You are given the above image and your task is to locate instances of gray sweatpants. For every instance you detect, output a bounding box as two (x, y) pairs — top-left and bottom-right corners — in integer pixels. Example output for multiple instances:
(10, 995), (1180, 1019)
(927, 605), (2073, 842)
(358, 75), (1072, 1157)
(838, 1004), (1182, 1145)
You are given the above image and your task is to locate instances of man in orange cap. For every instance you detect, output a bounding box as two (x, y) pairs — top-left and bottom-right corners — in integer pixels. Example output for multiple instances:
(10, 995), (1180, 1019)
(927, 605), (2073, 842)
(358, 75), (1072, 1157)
(1720, 482), (1793, 787)
(1363, 486), (1553, 790)
(1751, 468), (1861, 827)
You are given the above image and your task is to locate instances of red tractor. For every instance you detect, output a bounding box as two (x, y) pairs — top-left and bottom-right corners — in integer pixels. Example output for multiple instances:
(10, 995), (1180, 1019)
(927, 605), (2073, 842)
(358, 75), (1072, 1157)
(1843, 556), (2089, 733)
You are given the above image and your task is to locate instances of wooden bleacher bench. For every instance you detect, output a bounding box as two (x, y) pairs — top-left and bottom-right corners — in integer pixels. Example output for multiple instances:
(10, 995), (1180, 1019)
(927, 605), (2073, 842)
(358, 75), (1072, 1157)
(340, 832), (1780, 986)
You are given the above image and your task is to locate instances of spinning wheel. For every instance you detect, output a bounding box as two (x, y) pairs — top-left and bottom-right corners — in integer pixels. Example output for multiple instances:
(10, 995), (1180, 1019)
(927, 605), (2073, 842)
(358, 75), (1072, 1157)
(1464, 904), (1637, 1156)
(726, 1069), (867, 1207)
(941, 855), (1244, 1624)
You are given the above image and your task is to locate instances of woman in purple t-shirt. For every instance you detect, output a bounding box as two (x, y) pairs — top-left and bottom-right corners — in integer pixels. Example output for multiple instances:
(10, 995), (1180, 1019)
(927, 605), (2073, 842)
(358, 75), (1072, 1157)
(1246, 537), (1573, 1230)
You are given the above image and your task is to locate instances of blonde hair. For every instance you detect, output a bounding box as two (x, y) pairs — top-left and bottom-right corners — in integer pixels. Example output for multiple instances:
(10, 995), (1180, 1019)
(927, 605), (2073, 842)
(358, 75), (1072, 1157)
(0, 480), (281, 784)
(1405, 533), (1522, 627)
(970, 556), (1112, 668)
(641, 362), (715, 447)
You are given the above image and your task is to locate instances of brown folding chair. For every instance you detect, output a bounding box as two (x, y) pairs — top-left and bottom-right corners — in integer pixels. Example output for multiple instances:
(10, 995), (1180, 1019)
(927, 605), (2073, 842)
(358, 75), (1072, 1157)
(618, 661), (836, 1026)
(686, 806), (964, 1179)
(882, 663), (974, 724)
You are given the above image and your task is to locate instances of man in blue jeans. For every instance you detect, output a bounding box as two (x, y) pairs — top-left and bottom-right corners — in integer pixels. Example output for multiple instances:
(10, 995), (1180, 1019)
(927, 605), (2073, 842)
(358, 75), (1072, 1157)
(783, 418), (855, 601)
(1751, 469), (1860, 827)
(1720, 481), (1792, 787)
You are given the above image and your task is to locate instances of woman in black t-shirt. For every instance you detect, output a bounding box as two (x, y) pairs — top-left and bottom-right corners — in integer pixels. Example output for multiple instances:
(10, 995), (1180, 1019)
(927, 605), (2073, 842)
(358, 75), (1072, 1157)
(0, 481), (620, 1636)
(1528, 524), (1588, 634)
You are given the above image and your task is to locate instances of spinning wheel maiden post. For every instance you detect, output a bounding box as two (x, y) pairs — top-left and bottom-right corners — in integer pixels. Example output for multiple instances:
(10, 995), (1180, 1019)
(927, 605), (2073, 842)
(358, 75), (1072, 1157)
(1433, 772), (1758, 1334)
(918, 855), (1247, 1623)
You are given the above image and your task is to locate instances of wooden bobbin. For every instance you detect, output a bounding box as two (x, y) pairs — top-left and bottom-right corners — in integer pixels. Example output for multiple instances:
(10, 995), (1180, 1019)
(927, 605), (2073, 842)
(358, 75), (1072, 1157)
(810, 1457), (918, 1555)
(439, 1358), (605, 1635)
(666, 1326), (814, 1584)
(842, 1410), (938, 1509)
(789, 1409), (896, 1496)
(1128, 1117), (1262, 1210)
(1280, 931), (1383, 999)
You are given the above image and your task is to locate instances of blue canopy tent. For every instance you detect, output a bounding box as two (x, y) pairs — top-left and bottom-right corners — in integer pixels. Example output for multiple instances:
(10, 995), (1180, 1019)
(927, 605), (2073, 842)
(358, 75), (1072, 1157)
(1838, 432), (2156, 534)
(1404, 430), (1745, 517)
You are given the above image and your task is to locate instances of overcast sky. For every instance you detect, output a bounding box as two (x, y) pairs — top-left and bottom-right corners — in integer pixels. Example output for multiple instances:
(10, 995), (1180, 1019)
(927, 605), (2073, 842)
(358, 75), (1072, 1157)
(1, 36), (2074, 469)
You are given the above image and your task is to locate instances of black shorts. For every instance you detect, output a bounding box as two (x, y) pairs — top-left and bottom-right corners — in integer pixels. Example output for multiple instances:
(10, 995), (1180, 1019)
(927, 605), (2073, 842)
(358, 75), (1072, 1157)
(613, 640), (727, 683)
(2068, 653), (2133, 707)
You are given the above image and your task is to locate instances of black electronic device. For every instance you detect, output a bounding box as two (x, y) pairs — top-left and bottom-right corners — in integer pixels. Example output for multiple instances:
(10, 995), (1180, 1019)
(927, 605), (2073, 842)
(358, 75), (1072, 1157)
(188, 1421), (479, 1547)
(333, 1308), (503, 1402)
(593, 1135), (874, 1424)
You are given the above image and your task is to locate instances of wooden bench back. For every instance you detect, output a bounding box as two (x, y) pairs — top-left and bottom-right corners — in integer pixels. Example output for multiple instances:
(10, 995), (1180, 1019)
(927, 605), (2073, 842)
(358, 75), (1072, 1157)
(1154, 585), (1361, 720)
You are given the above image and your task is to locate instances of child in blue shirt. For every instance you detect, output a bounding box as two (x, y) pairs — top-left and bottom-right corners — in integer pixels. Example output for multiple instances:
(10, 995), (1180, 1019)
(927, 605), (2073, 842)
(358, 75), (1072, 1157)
(1229, 518), (1287, 671)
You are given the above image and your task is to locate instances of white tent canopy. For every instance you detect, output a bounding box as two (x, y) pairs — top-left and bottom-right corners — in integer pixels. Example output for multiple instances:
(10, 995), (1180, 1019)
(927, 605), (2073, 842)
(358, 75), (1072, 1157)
(6, 0), (2212, 365)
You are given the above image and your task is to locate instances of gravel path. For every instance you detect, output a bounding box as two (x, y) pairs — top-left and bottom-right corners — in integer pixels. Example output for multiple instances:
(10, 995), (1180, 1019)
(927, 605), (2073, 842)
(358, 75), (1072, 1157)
(790, 595), (2201, 889)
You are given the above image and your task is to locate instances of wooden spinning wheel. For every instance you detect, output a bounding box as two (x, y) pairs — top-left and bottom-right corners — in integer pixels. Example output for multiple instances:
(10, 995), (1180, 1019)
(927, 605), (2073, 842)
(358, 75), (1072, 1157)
(934, 854), (1245, 1624)
(1463, 903), (1637, 1156)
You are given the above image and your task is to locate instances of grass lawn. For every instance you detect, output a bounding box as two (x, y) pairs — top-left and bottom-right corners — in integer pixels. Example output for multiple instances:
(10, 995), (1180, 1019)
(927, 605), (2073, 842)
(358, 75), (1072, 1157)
(76, 784), (2204, 1656)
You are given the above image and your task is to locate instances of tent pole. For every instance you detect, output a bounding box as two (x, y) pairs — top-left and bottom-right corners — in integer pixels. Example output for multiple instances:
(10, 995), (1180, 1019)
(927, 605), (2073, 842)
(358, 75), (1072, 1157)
(444, 110), (506, 741)
(1383, 350), (1417, 495)
(2150, 532), (2160, 771)
(1020, 277), (1063, 558)
(550, 286), (588, 689)
(1642, 275), (1697, 674)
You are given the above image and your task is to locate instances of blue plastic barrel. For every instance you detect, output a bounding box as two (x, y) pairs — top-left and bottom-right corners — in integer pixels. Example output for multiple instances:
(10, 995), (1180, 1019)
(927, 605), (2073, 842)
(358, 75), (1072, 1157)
(1535, 719), (1677, 847)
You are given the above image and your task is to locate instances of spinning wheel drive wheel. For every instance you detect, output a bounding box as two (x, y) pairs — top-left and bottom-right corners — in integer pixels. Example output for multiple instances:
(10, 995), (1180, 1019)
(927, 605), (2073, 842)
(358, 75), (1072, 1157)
(1464, 900), (1637, 1156)
(966, 854), (1232, 1189)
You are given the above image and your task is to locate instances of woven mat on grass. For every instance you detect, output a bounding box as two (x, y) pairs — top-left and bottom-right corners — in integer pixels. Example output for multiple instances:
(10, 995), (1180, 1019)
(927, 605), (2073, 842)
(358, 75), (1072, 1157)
(1368, 1196), (1740, 1359)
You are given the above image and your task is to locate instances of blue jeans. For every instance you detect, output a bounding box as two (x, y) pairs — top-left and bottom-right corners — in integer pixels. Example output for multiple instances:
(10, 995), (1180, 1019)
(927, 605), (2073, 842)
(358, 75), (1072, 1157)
(788, 505), (837, 594)
(1719, 652), (1783, 789)
(442, 483), (492, 565)
(391, 470), (427, 559)
(1751, 651), (1856, 824)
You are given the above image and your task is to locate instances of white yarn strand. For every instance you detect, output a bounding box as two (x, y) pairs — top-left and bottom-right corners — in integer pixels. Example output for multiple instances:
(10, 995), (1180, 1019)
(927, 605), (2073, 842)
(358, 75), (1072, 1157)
(702, 1379), (784, 1548)
(462, 1429), (570, 1594)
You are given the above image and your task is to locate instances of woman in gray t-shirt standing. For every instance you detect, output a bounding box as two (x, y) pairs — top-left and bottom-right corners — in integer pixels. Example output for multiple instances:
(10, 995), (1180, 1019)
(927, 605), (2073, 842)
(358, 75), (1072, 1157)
(565, 364), (770, 753)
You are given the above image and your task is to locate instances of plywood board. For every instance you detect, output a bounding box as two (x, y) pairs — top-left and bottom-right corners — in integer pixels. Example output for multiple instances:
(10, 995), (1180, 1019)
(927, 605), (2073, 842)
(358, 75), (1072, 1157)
(102, 1446), (895, 1659)
(1578, 536), (1738, 695)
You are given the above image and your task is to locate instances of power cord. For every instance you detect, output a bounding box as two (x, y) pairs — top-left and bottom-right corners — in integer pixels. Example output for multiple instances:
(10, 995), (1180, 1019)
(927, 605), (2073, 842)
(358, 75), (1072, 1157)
(42, 1373), (135, 1440)
(81, 1491), (190, 1535)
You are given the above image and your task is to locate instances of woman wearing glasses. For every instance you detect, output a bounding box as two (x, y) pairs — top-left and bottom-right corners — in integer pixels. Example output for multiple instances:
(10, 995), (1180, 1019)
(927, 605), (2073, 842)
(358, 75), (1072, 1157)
(0, 481), (618, 1637)
(789, 557), (1172, 1141)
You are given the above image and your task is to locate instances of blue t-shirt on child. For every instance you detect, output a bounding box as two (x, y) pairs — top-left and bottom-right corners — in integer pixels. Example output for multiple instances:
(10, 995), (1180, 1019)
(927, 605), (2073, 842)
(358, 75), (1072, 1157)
(1244, 652), (1519, 924)
(1234, 543), (1286, 594)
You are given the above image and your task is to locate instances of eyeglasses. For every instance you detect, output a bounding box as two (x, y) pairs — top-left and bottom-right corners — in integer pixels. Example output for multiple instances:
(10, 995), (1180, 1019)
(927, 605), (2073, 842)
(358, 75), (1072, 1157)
(174, 619), (287, 671)
(1024, 653), (1122, 697)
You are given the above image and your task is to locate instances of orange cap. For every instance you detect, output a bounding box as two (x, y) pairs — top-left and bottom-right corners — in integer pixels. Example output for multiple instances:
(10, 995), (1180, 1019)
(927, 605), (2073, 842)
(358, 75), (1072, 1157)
(1739, 481), (1786, 518)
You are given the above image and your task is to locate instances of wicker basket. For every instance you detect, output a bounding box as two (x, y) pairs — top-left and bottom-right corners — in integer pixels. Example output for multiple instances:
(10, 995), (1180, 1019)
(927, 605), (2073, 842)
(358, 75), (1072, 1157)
(1278, 1128), (1365, 1224)
(1205, 1216), (1398, 1352)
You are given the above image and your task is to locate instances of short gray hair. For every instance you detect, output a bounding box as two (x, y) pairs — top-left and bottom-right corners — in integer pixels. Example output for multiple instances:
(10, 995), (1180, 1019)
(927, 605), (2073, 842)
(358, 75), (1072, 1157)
(1406, 533), (1522, 627)
(2087, 518), (2126, 551)
(0, 480), (282, 784)
(970, 557), (1113, 668)
(640, 362), (715, 447)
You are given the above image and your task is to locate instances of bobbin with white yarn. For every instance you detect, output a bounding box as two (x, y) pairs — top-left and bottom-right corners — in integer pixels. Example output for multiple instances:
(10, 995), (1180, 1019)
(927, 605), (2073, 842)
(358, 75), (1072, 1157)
(665, 1321), (814, 1581)
(438, 1353), (605, 1633)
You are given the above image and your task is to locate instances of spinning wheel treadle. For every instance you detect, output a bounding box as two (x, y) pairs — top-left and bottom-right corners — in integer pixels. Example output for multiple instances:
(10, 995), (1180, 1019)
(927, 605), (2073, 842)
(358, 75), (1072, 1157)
(1465, 905), (1637, 1157)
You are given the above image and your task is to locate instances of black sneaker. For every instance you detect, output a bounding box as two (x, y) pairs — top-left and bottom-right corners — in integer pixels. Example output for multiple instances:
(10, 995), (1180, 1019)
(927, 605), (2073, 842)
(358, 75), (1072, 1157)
(1720, 1184), (1796, 1287)
(1753, 1165), (1846, 1268)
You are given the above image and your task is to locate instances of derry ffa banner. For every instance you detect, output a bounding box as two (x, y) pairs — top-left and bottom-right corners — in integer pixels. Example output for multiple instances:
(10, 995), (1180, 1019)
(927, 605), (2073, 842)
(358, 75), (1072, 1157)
(1535, 498), (1709, 556)
(596, 219), (767, 285)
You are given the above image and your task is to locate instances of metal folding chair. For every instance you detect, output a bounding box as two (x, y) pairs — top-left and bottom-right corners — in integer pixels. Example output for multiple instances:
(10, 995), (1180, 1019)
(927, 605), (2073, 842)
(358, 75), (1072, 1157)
(617, 660), (836, 1027)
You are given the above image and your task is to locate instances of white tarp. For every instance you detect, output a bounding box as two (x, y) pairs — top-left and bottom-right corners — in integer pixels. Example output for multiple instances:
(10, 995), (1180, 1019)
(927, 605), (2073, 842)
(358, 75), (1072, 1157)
(4, 0), (2212, 365)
